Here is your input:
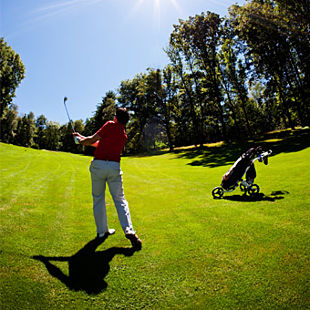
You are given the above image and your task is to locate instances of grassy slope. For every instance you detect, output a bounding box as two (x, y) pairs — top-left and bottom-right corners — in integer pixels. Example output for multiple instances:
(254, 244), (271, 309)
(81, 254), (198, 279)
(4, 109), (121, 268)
(0, 132), (309, 309)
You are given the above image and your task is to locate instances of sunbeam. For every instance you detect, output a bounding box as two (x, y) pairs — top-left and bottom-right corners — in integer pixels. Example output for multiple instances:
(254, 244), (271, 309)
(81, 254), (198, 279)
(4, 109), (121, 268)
(129, 0), (182, 32)
(31, 0), (103, 21)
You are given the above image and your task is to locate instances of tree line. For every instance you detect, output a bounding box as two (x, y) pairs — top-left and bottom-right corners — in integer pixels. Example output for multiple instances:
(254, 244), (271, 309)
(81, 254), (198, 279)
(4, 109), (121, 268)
(1, 0), (309, 154)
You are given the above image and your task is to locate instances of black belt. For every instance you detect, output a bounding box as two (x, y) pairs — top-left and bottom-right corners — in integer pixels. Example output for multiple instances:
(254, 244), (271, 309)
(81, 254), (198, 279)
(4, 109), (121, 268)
(93, 158), (119, 162)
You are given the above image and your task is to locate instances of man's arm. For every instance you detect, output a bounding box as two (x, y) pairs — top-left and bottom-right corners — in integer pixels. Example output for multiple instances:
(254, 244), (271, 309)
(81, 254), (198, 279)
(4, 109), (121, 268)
(73, 132), (100, 147)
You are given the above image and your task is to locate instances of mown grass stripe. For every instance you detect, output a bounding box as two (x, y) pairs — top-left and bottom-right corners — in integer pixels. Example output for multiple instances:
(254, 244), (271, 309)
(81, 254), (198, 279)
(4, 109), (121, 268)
(1, 140), (309, 309)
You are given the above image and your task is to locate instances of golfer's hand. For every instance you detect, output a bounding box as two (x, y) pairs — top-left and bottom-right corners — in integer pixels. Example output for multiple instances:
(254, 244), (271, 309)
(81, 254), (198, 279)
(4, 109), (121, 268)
(73, 132), (82, 138)
(72, 132), (83, 144)
(73, 133), (100, 146)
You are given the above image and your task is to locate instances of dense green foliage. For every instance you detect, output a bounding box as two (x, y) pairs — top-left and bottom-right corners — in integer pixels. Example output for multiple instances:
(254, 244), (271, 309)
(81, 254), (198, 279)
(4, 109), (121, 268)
(1, 0), (309, 153)
(1, 129), (309, 309)
(0, 38), (25, 118)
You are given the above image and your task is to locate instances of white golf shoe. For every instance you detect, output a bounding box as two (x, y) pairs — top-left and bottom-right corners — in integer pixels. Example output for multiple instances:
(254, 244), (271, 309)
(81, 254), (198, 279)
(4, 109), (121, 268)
(97, 228), (115, 239)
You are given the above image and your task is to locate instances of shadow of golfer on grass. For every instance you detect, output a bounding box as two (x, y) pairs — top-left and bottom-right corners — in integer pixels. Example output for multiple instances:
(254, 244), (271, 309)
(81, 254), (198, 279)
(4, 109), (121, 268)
(32, 236), (136, 295)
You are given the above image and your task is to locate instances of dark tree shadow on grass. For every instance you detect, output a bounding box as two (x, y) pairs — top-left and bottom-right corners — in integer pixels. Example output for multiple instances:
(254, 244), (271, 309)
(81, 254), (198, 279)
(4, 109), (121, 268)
(173, 128), (310, 168)
(223, 191), (289, 202)
(32, 236), (137, 295)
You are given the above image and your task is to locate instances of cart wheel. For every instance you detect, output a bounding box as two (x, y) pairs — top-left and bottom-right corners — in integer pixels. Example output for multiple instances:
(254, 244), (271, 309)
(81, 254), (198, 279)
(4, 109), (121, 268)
(248, 184), (260, 196)
(240, 183), (246, 192)
(212, 187), (224, 199)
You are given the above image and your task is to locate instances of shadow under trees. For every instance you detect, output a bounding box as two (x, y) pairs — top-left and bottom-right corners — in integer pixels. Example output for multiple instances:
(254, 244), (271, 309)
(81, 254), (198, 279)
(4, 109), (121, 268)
(173, 128), (310, 168)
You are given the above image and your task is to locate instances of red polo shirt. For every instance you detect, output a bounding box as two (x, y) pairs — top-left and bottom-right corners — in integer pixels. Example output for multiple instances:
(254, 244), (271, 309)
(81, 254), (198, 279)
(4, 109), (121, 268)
(94, 120), (127, 162)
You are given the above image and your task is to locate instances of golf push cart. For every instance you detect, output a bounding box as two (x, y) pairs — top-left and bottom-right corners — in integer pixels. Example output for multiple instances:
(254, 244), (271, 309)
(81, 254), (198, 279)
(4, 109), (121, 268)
(212, 147), (272, 199)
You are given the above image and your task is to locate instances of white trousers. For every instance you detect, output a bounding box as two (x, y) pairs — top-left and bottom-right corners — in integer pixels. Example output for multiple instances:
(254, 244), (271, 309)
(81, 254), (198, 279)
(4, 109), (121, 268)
(89, 159), (135, 235)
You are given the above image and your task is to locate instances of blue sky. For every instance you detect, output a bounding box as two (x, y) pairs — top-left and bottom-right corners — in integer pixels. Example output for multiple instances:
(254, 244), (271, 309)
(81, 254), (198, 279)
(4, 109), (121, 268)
(3, 0), (246, 125)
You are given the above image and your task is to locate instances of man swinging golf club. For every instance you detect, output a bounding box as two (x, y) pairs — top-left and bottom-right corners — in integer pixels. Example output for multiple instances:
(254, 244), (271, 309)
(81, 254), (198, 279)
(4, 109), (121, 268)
(73, 108), (142, 250)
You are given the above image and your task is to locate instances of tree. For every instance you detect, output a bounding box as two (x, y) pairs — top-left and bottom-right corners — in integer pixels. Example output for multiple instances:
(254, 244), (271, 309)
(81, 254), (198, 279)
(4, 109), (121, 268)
(0, 38), (25, 117)
(60, 120), (84, 153)
(229, 1), (310, 127)
(44, 121), (61, 151)
(219, 21), (254, 137)
(118, 73), (157, 152)
(94, 91), (116, 130)
(14, 112), (36, 147)
(275, 0), (310, 125)
(134, 68), (177, 151)
(167, 12), (228, 145)
(0, 104), (18, 143)
(34, 114), (47, 149)
(161, 66), (179, 150)
(165, 38), (200, 146)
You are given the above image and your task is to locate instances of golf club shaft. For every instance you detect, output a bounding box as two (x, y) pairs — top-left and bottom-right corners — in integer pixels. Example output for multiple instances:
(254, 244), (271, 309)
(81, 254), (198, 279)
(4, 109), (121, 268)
(63, 97), (80, 144)
(63, 98), (75, 132)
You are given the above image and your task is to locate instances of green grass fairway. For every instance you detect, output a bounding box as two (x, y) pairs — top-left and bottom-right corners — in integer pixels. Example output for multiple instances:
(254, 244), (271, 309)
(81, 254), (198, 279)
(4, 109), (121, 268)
(1, 132), (310, 309)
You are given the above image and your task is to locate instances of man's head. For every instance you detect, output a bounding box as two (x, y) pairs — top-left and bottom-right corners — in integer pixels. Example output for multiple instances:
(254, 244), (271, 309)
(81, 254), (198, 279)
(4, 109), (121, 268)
(115, 108), (130, 125)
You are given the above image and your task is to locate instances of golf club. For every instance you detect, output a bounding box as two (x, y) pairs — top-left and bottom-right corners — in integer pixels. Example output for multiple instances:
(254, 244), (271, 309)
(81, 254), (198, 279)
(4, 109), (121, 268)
(63, 97), (80, 144)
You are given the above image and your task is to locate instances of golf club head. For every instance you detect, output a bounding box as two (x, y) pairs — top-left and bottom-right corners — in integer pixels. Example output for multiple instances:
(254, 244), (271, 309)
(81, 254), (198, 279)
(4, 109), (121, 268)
(64, 96), (68, 103)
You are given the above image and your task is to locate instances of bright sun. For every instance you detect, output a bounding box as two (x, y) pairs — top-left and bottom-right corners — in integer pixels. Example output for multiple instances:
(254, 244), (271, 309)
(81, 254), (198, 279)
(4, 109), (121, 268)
(131, 0), (181, 29)
(133, 0), (180, 12)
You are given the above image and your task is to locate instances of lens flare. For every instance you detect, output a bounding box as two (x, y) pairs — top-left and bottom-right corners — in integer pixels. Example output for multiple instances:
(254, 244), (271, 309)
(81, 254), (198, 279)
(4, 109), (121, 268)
(130, 0), (181, 31)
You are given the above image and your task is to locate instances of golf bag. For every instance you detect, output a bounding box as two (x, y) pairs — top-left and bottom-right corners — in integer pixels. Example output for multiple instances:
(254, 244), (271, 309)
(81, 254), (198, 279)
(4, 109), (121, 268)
(221, 147), (259, 190)
(212, 147), (272, 199)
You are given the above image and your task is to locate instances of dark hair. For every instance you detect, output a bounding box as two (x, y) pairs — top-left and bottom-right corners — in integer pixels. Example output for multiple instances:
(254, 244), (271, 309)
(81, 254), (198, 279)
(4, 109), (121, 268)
(116, 108), (130, 125)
